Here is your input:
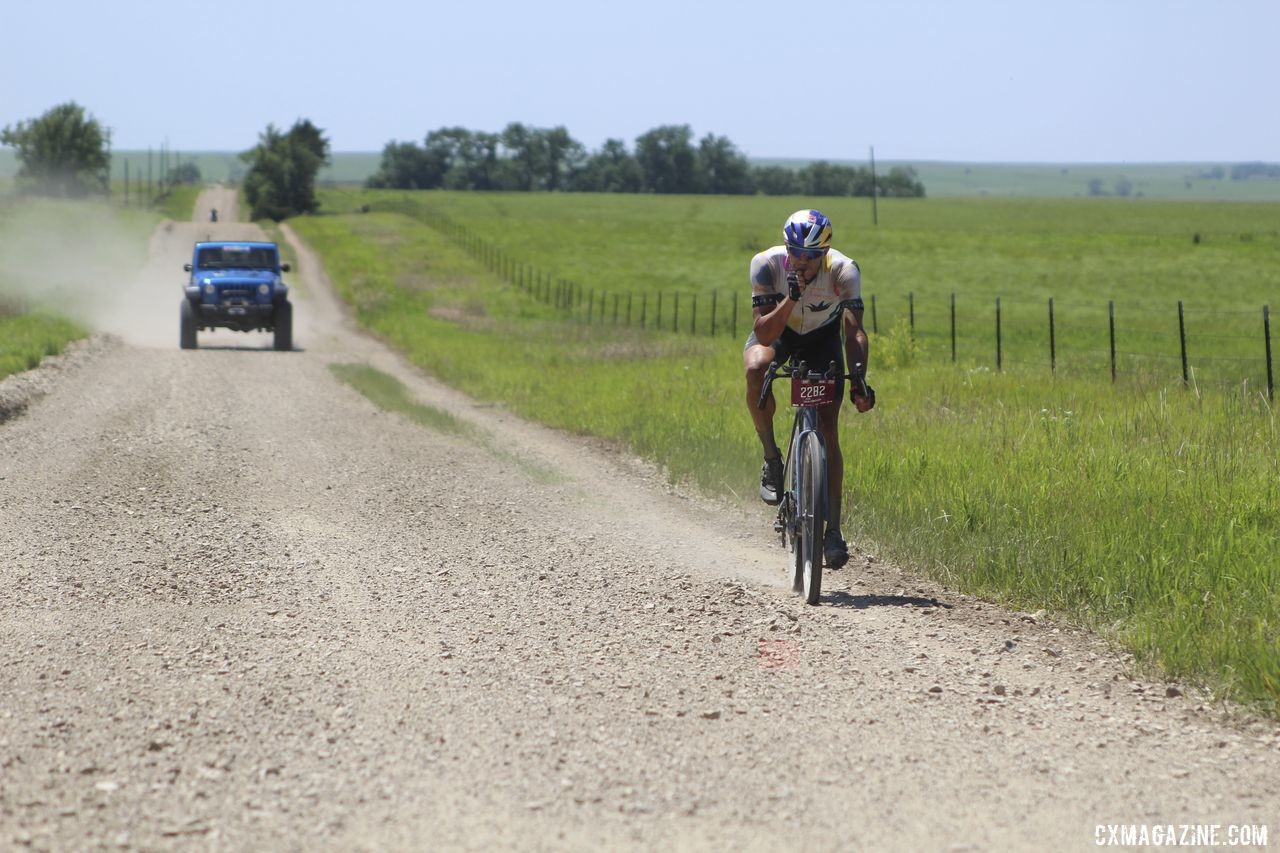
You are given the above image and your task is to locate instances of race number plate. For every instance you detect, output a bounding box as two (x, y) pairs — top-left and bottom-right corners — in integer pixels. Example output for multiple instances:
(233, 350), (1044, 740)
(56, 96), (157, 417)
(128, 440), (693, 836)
(792, 377), (836, 408)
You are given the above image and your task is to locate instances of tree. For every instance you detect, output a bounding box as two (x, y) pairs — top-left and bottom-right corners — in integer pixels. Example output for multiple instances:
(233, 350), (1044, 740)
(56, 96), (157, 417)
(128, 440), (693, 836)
(541, 126), (584, 192)
(241, 119), (331, 220)
(697, 134), (753, 194)
(442, 131), (501, 190)
(166, 162), (202, 186)
(879, 165), (926, 198)
(798, 160), (858, 196)
(0, 101), (110, 197)
(367, 140), (444, 189)
(634, 125), (701, 193)
(568, 139), (644, 192)
(752, 165), (801, 195)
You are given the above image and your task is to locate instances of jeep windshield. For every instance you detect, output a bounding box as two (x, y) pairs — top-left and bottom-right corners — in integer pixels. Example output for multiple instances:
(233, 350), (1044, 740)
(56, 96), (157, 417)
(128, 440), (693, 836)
(196, 246), (277, 270)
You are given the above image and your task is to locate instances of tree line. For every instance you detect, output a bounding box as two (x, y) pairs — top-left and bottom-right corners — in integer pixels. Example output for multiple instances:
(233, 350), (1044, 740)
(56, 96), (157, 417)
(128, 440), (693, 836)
(4, 104), (919, 210)
(366, 123), (927, 198)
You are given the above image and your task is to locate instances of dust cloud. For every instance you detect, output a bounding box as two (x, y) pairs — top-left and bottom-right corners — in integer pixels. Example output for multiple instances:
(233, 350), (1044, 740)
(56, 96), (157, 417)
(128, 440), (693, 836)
(0, 199), (187, 349)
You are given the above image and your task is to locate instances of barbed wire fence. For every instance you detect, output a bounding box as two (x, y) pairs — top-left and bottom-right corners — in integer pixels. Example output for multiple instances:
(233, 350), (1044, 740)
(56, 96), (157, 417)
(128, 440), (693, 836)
(386, 201), (1275, 400)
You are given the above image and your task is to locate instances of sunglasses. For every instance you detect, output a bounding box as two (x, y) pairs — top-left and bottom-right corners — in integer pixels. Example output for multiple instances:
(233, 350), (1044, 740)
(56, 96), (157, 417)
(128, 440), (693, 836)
(786, 247), (826, 260)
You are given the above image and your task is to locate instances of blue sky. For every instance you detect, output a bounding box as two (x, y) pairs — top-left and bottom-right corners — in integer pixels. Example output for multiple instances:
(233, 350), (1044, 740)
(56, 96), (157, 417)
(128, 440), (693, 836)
(2, 0), (1275, 162)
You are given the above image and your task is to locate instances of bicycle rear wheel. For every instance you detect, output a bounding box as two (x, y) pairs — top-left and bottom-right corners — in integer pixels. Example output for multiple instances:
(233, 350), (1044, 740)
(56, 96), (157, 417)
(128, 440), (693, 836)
(797, 431), (827, 605)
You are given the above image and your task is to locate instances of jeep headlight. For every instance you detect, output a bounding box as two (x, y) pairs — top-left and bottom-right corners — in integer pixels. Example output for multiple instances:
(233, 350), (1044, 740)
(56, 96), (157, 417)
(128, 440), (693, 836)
(203, 283), (215, 295)
(258, 284), (270, 295)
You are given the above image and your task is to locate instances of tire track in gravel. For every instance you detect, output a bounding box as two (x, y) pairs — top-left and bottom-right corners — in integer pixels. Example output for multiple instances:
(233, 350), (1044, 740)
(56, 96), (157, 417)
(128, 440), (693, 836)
(0, 188), (1276, 851)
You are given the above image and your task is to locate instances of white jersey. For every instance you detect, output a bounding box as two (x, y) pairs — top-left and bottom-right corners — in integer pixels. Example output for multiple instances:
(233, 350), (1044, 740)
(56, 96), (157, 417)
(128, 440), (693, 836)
(749, 246), (862, 335)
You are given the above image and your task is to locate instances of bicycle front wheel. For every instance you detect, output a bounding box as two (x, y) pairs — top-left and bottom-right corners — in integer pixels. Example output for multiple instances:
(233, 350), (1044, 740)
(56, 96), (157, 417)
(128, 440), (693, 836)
(797, 431), (827, 605)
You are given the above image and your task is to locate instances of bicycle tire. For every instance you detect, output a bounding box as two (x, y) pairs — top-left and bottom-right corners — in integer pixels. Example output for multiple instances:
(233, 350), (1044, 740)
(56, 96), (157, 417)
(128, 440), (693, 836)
(797, 431), (826, 605)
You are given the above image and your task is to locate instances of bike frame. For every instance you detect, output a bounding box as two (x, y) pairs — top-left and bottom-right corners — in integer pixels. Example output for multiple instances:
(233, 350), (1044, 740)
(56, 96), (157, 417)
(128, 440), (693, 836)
(779, 403), (825, 549)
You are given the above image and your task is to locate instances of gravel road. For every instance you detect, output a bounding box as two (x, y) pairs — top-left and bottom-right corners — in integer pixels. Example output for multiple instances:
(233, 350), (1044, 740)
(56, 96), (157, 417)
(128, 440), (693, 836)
(1, 188), (1276, 851)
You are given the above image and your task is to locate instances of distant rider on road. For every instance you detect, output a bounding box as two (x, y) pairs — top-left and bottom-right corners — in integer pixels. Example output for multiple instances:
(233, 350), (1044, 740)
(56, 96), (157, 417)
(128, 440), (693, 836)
(743, 209), (874, 569)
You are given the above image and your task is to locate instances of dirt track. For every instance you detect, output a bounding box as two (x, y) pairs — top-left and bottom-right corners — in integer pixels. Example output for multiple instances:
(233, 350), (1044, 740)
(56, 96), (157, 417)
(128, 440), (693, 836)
(0, 187), (1276, 850)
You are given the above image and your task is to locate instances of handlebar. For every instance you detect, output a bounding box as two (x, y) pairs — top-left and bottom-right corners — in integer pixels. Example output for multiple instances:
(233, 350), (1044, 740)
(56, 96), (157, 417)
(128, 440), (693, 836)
(756, 360), (868, 410)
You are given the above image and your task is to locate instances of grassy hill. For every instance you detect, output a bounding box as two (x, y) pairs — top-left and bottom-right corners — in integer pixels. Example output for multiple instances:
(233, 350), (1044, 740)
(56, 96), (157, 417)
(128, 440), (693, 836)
(5, 148), (1278, 199)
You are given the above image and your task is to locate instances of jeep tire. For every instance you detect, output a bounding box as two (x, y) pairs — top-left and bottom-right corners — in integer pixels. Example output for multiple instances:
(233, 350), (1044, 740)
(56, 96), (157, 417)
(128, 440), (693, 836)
(273, 300), (293, 352)
(180, 299), (198, 350)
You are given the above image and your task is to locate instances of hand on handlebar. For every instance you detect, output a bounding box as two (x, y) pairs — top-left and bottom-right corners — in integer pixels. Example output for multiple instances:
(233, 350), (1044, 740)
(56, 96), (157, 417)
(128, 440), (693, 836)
(850, 369), (876, 413)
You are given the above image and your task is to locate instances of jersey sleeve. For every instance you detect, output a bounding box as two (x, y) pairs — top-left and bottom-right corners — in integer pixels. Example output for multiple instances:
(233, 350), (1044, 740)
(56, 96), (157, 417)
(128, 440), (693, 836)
(835, 258), (863, 310)
(750, 251), (784, 310)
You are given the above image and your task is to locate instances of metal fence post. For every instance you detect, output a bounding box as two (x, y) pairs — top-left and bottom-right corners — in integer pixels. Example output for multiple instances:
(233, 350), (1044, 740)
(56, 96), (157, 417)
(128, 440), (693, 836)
(996, 297), (1002, 372)
(950, 292), (956, 363)
(1265, 305), (1274, 402)
(711, 291), (718, 336)
(871, 294), (878, 334)
(1178, 300), (1188, 386)
(1109, 299), (1117, 383)
(909, 292), (915, 337)
(1049, 297), (1056, 373)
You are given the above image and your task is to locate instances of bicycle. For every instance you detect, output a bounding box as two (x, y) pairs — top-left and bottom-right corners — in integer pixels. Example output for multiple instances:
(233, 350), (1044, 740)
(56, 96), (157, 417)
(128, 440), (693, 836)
(757, 359), (869, 605)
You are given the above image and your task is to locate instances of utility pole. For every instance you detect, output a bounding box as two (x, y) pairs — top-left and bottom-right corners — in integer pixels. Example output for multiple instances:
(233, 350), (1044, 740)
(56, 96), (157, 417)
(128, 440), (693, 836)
(870, 146), (879, 227)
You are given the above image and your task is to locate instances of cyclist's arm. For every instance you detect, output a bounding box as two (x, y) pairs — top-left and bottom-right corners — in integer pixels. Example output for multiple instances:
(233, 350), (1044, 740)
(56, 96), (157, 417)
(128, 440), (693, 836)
(749, 253), (796, 347)
(843, 302), (868, 377)
(752, 295), (798, 347)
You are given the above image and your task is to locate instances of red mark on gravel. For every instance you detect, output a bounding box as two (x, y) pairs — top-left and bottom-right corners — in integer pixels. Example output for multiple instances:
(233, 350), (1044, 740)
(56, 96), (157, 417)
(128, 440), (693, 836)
(757, 639), (800, 669)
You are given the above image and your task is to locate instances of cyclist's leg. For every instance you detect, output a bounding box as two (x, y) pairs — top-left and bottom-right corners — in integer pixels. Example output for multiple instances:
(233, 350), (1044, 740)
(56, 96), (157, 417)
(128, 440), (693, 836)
(743, 332), (780, 458)
(747, 331), (798, 504)
(817, 398), (843, 530)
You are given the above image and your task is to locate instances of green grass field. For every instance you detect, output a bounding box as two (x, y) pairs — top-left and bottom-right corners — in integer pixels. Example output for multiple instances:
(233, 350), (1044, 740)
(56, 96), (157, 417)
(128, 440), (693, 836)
(290, 189), (1280, 714)
(0, 311), (87, 378)
(318, 188), (1280, 390)
(153, 185), (202, 221)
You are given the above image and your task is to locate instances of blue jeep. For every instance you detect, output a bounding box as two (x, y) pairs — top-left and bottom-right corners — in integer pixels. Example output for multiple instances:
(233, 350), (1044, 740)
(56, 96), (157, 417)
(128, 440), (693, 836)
(180, 241), (293, 350)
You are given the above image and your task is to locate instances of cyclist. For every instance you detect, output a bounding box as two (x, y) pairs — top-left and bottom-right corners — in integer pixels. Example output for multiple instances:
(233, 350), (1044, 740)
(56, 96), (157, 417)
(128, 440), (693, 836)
(744, 209), (874, 569)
